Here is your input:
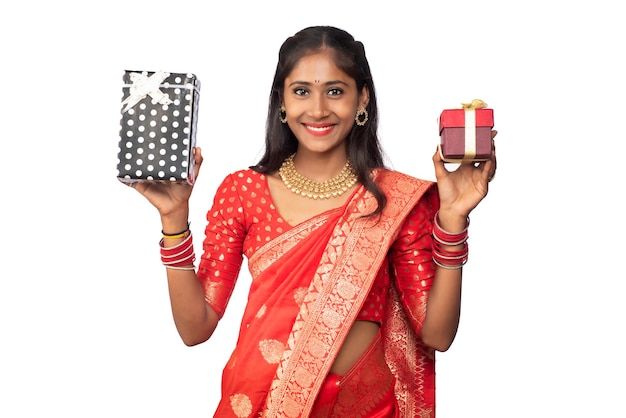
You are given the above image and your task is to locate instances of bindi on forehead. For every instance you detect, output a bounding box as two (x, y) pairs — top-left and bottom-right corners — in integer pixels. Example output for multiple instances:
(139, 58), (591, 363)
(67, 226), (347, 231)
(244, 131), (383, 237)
(315, 80), (320, 84)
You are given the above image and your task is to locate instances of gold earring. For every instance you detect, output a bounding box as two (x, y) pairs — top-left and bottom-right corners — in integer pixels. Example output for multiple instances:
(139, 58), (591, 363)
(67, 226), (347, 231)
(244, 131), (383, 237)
(279, 106), (287, 124)
(355, 108), (368, 126)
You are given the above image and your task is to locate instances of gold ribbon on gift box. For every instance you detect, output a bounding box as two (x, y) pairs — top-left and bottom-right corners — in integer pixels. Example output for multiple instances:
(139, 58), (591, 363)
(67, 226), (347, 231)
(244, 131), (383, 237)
(460, 99), (487, 161)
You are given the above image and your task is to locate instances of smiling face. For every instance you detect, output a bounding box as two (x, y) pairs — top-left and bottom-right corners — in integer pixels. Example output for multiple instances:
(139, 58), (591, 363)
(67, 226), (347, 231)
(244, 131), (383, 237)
(282, 49), (369, 157)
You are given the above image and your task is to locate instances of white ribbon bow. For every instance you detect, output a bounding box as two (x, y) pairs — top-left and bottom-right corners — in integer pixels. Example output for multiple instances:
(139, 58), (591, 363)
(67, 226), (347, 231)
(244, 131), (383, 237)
(121, 70), (173, 113)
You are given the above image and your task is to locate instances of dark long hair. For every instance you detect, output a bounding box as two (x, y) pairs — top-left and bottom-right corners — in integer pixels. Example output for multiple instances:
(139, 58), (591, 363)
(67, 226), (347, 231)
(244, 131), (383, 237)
(252, 26), (387, 216)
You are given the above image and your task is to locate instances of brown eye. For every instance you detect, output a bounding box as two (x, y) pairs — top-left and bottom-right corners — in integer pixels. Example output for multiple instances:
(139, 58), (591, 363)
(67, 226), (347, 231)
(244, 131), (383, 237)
(294, 88), (308, 96)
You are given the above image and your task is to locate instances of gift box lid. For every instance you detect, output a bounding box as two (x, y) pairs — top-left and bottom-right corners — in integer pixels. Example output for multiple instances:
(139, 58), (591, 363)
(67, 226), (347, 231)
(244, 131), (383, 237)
(439, 108), (494, 131)
(122, 70), (200, 90)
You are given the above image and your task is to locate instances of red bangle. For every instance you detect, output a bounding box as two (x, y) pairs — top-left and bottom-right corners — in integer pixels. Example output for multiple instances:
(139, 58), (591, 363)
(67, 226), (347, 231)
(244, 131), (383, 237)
(432, 246), (468, 269)
(160, 232), (195, 268)
(432, 245), (468, 259)
(432, 211), (469, 269)
(432, 257), (468, 269)
(161, 245), (194, 265)
(433, 211), (469, 246)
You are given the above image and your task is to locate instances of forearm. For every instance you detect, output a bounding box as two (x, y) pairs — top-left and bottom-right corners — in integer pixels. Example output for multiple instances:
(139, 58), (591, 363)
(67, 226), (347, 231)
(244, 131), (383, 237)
(421, 208), (467, 352)
(161, 211), (219, 346)
(166, 269), (219, 346)
(421, 267), (462, 352)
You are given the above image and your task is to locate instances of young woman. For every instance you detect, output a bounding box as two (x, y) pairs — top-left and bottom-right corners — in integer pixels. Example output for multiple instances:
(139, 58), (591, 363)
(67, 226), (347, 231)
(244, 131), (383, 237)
(128, 25), (497, 418)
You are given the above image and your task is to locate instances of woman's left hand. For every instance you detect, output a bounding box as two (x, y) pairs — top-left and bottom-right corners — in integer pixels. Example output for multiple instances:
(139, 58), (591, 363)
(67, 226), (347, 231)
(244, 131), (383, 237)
(432, 130), (498, 221)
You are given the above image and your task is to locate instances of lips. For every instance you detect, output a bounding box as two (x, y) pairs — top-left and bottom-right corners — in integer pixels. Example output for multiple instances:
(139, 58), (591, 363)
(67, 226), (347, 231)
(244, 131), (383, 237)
(303, 123), (335, 136)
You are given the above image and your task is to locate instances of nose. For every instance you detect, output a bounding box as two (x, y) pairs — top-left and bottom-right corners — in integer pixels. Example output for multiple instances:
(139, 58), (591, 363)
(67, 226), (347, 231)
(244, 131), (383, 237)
(308, 94), (329, 119)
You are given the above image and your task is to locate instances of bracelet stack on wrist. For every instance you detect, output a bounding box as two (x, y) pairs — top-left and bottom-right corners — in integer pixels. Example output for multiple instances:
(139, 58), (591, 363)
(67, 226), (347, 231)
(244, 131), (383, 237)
(432, 211), (469, 269)
(160, 223), (195, 270)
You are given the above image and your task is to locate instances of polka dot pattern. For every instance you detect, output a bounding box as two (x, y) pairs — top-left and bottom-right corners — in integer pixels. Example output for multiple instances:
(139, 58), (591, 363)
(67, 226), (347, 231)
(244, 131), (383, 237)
(116, 70), (200, 185)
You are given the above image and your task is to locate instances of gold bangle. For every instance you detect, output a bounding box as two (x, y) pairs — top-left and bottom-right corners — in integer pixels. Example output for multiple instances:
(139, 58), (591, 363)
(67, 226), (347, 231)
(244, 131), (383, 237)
(162, 222), (190, 239)
(162, 230), (189, 239)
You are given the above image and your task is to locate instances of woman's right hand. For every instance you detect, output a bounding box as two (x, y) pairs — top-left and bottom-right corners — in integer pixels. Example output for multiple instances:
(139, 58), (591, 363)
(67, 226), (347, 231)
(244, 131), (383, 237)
(126, 147), (204, 218)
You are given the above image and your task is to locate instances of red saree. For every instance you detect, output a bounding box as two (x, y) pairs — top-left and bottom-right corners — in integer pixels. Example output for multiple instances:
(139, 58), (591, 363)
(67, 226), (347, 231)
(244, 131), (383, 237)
(197, 168), (438, 417)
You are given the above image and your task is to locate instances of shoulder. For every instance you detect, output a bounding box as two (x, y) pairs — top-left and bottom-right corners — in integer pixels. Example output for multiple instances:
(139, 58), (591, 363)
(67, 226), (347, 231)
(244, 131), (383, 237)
(216, 168), (267, 188)
(212, 168), (270, 203)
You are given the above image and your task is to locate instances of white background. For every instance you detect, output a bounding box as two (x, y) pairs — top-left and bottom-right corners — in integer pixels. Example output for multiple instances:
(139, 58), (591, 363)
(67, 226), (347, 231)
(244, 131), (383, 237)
(2, 1), (624, 417)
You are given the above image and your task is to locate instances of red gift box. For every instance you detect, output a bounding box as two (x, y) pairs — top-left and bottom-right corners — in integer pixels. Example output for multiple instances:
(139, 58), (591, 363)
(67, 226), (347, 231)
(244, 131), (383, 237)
(439, 106), (494, 163)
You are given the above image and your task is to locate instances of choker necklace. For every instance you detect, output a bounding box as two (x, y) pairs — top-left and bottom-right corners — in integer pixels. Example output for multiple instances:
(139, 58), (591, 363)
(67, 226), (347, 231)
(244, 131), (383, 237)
(278, 154), (358, 200)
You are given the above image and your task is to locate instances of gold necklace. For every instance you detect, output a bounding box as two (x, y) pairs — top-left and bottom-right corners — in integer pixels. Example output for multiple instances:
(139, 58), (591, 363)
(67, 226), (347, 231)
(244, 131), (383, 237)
(278, 154), (358, 199)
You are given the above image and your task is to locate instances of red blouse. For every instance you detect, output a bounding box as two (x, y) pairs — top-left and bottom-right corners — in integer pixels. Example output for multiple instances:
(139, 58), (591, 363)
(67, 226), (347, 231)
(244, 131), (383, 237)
(197, 169), (438, 328)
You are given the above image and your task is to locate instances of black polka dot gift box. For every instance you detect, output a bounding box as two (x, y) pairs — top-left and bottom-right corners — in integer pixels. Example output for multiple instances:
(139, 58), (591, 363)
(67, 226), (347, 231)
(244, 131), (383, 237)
(117, 70), (201, 185)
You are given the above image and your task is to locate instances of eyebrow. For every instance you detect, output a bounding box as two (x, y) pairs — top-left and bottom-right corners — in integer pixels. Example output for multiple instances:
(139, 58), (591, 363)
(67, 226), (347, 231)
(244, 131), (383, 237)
(287, 80), (350, 88)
